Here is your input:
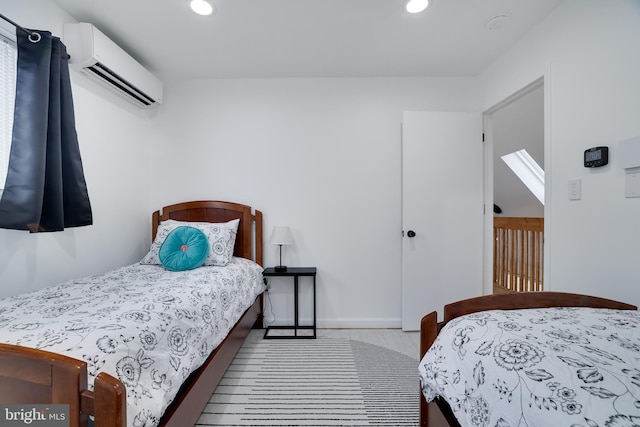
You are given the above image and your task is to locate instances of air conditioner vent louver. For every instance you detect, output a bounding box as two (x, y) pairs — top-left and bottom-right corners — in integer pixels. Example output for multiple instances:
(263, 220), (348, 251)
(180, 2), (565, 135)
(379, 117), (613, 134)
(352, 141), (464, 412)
(63, 23), (163, 108)
(86, 62), (155, 107)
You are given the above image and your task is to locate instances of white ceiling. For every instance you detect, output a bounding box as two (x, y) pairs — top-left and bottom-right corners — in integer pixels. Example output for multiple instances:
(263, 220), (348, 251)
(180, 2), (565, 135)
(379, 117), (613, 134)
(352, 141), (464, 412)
(51, 0), (564, 81)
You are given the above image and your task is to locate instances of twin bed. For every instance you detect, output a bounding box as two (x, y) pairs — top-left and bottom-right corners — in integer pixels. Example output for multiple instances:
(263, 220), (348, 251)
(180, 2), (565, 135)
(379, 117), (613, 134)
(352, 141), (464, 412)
(0, 200), (265, 427)
(419, 292), (639, 427)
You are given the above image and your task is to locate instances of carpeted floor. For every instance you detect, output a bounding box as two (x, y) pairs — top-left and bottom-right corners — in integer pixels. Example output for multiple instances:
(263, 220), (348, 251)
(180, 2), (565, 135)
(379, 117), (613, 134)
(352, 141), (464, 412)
(195, 329), (420, 427)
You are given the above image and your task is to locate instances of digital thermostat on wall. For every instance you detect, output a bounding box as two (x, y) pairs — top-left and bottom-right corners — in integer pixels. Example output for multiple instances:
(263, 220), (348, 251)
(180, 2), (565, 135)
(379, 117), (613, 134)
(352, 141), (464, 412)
(584, 146), (609, 168)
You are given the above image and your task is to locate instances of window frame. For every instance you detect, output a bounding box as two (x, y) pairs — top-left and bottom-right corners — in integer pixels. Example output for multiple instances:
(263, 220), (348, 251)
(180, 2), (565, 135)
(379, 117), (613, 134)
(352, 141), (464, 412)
(0, 28), (17, 193)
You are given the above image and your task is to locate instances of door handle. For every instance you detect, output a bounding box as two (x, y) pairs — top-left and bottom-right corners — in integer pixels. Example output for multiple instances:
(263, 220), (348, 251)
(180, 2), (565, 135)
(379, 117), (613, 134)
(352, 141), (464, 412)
(407, 230), (416, 238)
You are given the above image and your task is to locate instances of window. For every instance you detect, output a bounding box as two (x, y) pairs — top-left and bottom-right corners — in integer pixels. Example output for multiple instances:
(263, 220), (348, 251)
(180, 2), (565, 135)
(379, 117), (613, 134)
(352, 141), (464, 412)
(0, 34), (17, 192)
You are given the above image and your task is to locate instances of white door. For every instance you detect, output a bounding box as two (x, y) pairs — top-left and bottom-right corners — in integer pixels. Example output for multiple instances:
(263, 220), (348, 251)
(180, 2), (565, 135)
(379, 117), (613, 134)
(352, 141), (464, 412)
(402, 111), (484, 330)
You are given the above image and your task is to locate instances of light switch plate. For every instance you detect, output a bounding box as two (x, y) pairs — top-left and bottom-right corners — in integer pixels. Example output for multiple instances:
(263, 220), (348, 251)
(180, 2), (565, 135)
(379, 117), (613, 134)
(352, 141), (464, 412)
(625, 169), (640, 198)
(568, 179), (581, 200)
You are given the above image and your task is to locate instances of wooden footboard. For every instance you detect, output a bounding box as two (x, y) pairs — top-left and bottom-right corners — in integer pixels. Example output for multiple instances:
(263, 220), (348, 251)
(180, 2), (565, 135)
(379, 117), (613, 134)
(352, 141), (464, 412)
(419, 312), (437, 427)
(493, 217), (544, 292)
(419, 292), (637, 427)
(0, 343), (125, 427)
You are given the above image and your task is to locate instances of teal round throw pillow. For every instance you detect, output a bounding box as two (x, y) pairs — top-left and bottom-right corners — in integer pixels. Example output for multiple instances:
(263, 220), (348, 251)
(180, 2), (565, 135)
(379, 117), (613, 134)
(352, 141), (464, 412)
(159, 226), (210, 272)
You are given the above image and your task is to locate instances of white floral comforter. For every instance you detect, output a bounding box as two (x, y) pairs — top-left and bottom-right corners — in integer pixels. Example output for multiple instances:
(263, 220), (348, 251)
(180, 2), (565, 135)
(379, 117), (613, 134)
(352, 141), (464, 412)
(0, 257), (264, 427)
(419, 307), (640, 427)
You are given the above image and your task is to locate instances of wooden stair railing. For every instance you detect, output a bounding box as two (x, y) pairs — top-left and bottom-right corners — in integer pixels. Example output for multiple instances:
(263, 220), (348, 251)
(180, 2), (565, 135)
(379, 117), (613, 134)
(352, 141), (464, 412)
(493, 217), (544, 293)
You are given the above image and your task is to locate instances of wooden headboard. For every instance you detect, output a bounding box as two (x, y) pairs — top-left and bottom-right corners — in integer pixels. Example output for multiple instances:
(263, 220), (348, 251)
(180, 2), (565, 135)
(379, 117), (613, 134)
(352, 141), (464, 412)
(151, 200), (263, 266)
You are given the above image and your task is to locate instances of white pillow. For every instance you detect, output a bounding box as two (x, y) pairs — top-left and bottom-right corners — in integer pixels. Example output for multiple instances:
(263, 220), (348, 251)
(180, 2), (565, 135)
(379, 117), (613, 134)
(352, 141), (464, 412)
(141, 218), (240, 267)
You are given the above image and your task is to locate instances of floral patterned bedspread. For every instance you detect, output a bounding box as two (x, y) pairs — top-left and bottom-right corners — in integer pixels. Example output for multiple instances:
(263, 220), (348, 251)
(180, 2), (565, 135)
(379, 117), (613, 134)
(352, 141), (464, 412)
(419, 307), (640, 427)
(0, 257), (264, 427)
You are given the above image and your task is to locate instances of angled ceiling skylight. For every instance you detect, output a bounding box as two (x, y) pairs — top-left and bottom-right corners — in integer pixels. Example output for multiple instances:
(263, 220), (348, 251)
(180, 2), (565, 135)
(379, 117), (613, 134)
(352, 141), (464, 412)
(501, 149), (545, 205)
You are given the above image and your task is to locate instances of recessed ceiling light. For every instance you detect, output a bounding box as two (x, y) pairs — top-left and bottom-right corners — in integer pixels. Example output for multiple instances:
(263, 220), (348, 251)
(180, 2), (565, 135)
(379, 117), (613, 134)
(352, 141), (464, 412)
(190, 0), (214, 16)
(405, 0), (429, 14)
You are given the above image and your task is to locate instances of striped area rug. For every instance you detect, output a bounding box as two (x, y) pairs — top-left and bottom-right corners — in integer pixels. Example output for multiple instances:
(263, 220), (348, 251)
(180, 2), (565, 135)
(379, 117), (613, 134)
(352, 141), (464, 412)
(196, 330), (419, 426)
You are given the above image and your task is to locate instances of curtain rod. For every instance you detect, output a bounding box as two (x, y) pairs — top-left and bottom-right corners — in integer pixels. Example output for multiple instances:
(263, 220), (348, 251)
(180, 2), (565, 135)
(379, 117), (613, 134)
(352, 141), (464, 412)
(0, 12), (41, 42)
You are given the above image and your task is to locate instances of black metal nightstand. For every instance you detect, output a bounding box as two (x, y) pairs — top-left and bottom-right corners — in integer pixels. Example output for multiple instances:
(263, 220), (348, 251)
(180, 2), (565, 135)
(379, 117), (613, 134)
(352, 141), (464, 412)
(263, 267), (317, 339)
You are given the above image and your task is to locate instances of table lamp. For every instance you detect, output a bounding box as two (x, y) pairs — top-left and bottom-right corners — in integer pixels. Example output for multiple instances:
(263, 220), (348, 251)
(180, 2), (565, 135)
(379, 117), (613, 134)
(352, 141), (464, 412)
(270, 226), (293, 272)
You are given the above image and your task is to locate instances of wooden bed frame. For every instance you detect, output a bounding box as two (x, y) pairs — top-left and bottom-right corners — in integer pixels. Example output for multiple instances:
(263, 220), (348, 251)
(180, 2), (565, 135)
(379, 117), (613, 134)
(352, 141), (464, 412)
(0, 200), (264, 427)
(419, 292), (638, 427)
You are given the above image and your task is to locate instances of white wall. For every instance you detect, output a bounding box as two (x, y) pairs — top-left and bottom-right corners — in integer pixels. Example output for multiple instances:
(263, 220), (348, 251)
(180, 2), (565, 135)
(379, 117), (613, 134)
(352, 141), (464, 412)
(151, 77), (481, 327)
(0, 0), (156, 297)
(480, 0), (640, 306)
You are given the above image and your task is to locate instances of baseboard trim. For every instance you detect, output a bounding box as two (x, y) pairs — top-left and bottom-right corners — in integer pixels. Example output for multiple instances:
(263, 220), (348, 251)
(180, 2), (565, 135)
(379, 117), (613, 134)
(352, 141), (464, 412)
(319, 318), (402, 329)
(265, 317), (403, 329)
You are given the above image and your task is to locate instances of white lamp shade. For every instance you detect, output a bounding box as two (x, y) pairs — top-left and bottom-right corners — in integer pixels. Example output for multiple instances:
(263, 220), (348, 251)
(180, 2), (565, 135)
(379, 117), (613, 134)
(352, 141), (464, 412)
(270, 226), (294, 246)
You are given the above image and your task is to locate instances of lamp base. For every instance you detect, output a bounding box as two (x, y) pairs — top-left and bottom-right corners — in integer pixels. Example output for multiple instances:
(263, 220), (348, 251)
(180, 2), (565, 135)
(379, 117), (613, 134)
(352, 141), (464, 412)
(274, 265), (288, 272)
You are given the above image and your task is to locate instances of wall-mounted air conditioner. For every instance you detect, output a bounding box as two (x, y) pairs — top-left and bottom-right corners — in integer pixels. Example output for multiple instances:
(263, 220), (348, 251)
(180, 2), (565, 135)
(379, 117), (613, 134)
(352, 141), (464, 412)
(63, 23), (163, 108)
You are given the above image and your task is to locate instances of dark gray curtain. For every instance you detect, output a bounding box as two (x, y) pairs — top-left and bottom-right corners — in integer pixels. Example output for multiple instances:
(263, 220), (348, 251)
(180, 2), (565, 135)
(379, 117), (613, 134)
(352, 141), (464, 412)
(0, 29), (92, 232)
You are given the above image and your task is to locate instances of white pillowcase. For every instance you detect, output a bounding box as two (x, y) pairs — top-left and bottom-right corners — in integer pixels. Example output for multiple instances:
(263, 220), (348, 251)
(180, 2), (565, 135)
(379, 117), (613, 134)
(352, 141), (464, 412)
(141, 218), (240, 267)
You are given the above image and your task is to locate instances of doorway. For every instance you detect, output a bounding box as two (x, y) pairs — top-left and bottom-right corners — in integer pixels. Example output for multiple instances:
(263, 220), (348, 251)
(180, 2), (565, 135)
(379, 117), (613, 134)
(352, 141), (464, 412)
(482, 78), (546, 295)
(400, 79), (547, 330)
